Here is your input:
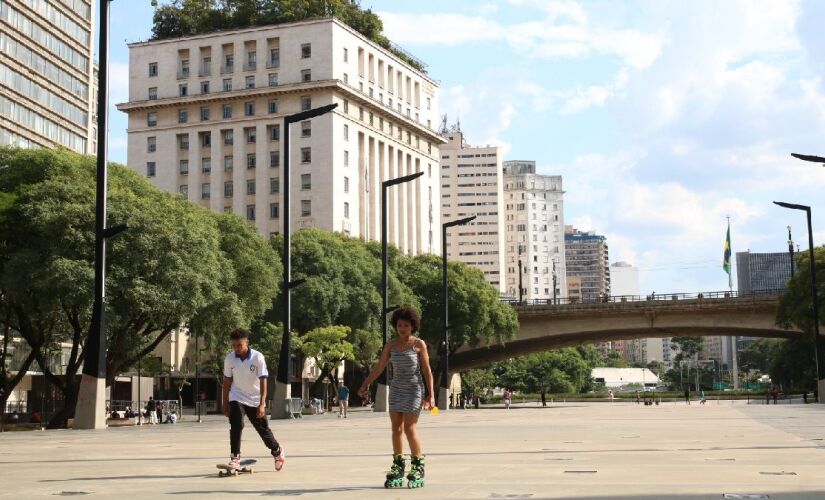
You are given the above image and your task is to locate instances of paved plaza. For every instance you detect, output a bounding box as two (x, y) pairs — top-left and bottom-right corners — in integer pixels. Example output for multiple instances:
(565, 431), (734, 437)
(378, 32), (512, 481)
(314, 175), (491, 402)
(1, 401), (824, 499)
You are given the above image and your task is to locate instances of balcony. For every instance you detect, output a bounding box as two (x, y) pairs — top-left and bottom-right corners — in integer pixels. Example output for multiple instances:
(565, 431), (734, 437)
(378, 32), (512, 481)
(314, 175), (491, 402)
(220, 65), (234, 74)
(176, 69), (190, 80)
(243, 62), (257, 71)
(198, 66), (212, 77)
(266, 59), (280, 69)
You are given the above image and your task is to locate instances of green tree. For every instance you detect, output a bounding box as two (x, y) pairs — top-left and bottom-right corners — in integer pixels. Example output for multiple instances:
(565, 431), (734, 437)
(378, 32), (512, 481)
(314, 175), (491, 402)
(350, 328), (381, 376)
(494, 348), (590, 398)
(461, 367), (495, 399)
(301, 325), (354, 396)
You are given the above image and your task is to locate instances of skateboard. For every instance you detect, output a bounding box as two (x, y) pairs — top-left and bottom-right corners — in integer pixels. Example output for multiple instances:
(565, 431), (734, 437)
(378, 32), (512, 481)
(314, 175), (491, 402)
(216, 458), (257, 477)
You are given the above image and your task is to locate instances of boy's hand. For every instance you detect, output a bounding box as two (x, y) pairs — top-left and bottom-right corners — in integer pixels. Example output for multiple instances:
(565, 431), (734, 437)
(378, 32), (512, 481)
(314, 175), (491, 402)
(257, 403), (266, 419)
(222, 402), (230, 417)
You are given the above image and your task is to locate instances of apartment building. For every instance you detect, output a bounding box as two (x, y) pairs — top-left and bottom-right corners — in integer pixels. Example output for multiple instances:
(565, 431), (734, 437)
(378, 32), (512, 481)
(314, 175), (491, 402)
(0, 0), (96, 153)
(502, 160), (567, 301)
(439, 128), (505, 292)
(564, 226), (610, 303)
(117, 18), (443, 254)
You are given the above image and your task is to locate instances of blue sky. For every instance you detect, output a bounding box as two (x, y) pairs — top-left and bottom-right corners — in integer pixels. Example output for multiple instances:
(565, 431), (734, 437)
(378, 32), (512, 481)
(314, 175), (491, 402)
(105, 1), (825, 294)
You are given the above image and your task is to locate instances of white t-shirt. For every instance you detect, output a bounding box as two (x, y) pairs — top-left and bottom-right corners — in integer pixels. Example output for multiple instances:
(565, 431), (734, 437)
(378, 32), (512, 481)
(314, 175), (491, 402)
(223, 348), (268, 407)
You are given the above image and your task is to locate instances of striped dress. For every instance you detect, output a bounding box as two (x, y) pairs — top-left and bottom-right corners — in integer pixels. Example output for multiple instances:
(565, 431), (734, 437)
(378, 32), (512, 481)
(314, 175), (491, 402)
(389, 345), (424, 415)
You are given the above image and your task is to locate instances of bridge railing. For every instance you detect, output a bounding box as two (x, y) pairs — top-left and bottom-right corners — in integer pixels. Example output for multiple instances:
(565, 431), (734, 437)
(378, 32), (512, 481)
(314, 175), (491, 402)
(500, 288), (784, 307)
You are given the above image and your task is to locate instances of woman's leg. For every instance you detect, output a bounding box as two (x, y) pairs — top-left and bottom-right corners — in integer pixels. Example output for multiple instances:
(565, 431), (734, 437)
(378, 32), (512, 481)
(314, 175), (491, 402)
(389, 411), (405, 455)
(402, 412), (422, 456)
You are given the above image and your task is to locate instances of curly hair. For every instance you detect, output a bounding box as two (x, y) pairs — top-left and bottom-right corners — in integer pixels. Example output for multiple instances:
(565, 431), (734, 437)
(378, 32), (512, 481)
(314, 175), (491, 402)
(390, 306), (420, 333)
(229, 328), (249, 340)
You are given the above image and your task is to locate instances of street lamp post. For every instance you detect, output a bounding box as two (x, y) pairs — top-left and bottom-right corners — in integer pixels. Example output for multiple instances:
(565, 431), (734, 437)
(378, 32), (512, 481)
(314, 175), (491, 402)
(439, 216), (477, 411)
(788, 225), (795, 278)
(375, 171), (424, 412)
(773, 201), (825, 402)
(75, 0), (128, 430)
(272, 103), (338, 420)
(518, 245), (524, 304)
(552, 261), (557, 304)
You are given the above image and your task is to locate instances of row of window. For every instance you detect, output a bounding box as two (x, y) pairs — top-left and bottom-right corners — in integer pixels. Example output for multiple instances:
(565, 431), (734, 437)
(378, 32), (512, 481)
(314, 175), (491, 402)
(0, 95), (86, 152)
(152, 42), (310, 80)
(151, 71), (283, 99)
(0, 33), (88, 98)
(0, 3), (88, 73)
(354, 46), (421, 107)
(146, 96), (312, 126)
(0, 62), (88, 127)
(19, 0), (90, 46)
(56, 0), (91, 21)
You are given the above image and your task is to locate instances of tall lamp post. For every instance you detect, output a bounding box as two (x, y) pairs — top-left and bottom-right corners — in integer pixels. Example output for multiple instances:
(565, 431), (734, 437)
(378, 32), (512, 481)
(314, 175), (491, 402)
(375, 171), (424, 412)
(272, 103), (338, 420)
(75, 0), (128, 430)
(773, 201), (825, 402)
(788, 225), (795, 277)
(439, 216), (476, 410)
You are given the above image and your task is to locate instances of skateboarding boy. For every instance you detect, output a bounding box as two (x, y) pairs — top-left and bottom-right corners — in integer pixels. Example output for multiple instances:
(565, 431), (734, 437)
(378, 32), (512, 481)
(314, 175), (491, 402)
(222, 328), (285, 472)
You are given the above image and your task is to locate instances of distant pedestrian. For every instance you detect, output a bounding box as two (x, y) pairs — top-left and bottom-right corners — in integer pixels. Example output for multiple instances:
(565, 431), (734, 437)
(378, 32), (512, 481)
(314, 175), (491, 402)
(771, 387), (779, 404)
(503, 388), (512, 409)
(147, 397), (158, 424)
(699, 389), (706, 405)
(684, 389), (690, 405)
(337, 381), (350, 419)
(608, 389), (614, 403)
(156, 400), (164, 424)
(541, 391), (547, 407)
(635, 390), (641, 404)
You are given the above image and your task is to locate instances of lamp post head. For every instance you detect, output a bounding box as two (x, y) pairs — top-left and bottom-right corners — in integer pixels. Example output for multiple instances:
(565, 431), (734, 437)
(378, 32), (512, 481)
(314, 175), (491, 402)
(773, 201), (810, 212)
(285, 103), (338, 124)
(791, 153), (825, 166)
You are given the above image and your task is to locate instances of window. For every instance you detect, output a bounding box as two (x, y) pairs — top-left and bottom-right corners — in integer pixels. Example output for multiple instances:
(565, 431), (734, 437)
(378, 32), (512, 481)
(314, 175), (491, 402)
(343, 150), (349, 167)
(301, 43), (311, 58)
(246, 179), (256, 195)
(147, 161), (156, 177)
(269, 48), (280, 67)
(202, 157), (211, 173)
(223, 129), (233, 145)
(426, 97), (431, 110)
(301, 69), (311, 82)
(200, 107), (210, 121)
(269, 125), (280, 141)
(147, 136), (156, 152)
(343, 100), (348, 113)
(246, 51), (256, 70)
(344, 201), (349, 219)
(224, 155), (233, 171)
(247, 153), (256, 169)
(179, 84), (188, 97)
(268, 99), (278, 114)
(359, 107), (364, 121)
(223, 54), (234, 72)
(301, 121), (311, 137)
(178, 109), (188, 123)
(343, 47), (348, 62)
(148, 87), (157, 100)
(244, 102), (255, 116)
(224, 181), (233, 197)
(179, 184), (188, 197)
(301, 147), (311, 163)
(222, 78), (232, 92)
(270, 178), (279, 193)
(200, 81), (210, 94)
(369, 112), (373, 126)
(301, 174), (311, 190)
(201, 131), (211, 147)
(180, 59), (190, 77)
(268, 73), (278, 86)
(301, 96), (311, 111)
(222, 104), (232, 119)
(147, 112), (157, 127)
(246, 204), (255, 221)
(179, 134), (189, 150)
(201, 56), (211, 76)
(201, 182), (211, 199)
(269, 151), (280, 167)
(245, 75), (255, 89)
(270, 202), (279, 219)
(343, 176), (349, 193)
(343, 73), (348, 84)
(246, 127), (256, 143)
(148, 62), (158, 77)
(301, 200), (311, 216)
(343, 124), (348, 140)
(179, 160), (189, 175)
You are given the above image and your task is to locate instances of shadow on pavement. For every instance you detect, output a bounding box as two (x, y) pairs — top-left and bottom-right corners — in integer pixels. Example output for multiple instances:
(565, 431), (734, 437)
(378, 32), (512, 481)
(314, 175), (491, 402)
(168, 486), (386, 496)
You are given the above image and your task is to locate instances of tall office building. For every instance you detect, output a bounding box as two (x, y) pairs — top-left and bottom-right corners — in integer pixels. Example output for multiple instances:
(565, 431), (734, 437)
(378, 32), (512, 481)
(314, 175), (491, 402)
(1, 0), (96, 153)
(117, 18), (442, 254)
(564, 226), (610, 303)
(736, 251), (793, 294)
(439, 127), (505, 292)
(502, 160), (567, 301)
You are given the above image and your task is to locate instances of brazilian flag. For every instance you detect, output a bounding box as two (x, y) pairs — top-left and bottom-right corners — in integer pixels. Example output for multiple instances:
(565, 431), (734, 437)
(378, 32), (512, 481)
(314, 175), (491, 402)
(723, 222), (732, 288)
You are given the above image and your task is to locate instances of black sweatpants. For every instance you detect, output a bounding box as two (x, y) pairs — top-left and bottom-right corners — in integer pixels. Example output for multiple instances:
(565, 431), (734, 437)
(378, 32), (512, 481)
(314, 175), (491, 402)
(229, 401), (280, 457)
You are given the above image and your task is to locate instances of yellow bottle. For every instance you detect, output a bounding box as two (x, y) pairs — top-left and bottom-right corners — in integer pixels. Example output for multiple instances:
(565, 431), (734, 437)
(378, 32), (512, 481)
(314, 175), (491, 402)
(429, 406), (439, 415)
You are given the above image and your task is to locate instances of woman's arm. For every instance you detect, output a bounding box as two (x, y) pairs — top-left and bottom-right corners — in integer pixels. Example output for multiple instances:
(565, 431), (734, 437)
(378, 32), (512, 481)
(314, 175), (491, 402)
(358, 343), (392, 396)
(417, 339), (435, 408)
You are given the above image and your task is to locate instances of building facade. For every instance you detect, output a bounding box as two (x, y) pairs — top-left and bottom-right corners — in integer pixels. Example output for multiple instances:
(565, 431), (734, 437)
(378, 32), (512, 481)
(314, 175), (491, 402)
(117, 18), (443, 254)
(439, 128), (505, 292)
(0, 0), (96, 153)
(564, 226), (610, 303)
(736, 251), (793, 294)
(502, 160), (567, 301)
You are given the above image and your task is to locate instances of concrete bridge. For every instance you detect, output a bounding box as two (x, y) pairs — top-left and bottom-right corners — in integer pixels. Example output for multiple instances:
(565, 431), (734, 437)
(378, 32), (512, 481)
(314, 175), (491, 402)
(451, 290), (799, 371)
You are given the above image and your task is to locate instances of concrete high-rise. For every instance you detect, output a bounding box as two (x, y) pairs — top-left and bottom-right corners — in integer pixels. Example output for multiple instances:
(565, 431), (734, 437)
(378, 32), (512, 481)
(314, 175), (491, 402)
(502, 160), (567, 302)
(736, 251), (793, 294)
(1, 0), (97, 153)
(611, 261), (663, 364)
(564, 226), (609, 303)
(439, 127), (505, 292)
(117, 18), (442, 254)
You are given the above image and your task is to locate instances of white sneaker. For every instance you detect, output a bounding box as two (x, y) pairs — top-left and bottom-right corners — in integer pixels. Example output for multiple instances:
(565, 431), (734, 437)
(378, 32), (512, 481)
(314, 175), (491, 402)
(228, 455), (240, 472)
(273, 449), (285, 471)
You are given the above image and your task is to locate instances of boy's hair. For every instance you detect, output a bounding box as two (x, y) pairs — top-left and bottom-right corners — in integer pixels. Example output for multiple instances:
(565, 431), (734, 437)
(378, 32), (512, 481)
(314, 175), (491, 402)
(390, 306), (420, 333)
(230, 328), (249, 340)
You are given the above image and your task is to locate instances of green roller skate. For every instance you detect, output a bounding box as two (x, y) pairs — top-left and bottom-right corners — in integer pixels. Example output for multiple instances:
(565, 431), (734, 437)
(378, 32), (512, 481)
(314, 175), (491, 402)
(407, 455), (425, 488)
(384, 454), (405, 488)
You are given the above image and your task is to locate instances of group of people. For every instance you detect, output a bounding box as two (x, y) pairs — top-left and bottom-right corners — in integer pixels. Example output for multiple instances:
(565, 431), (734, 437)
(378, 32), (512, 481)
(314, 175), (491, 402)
(222, 306), (434, 488)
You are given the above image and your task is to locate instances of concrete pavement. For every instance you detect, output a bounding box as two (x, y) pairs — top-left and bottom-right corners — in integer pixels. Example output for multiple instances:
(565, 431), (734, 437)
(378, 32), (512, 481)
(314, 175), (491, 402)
(1, 401), (823, 499)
